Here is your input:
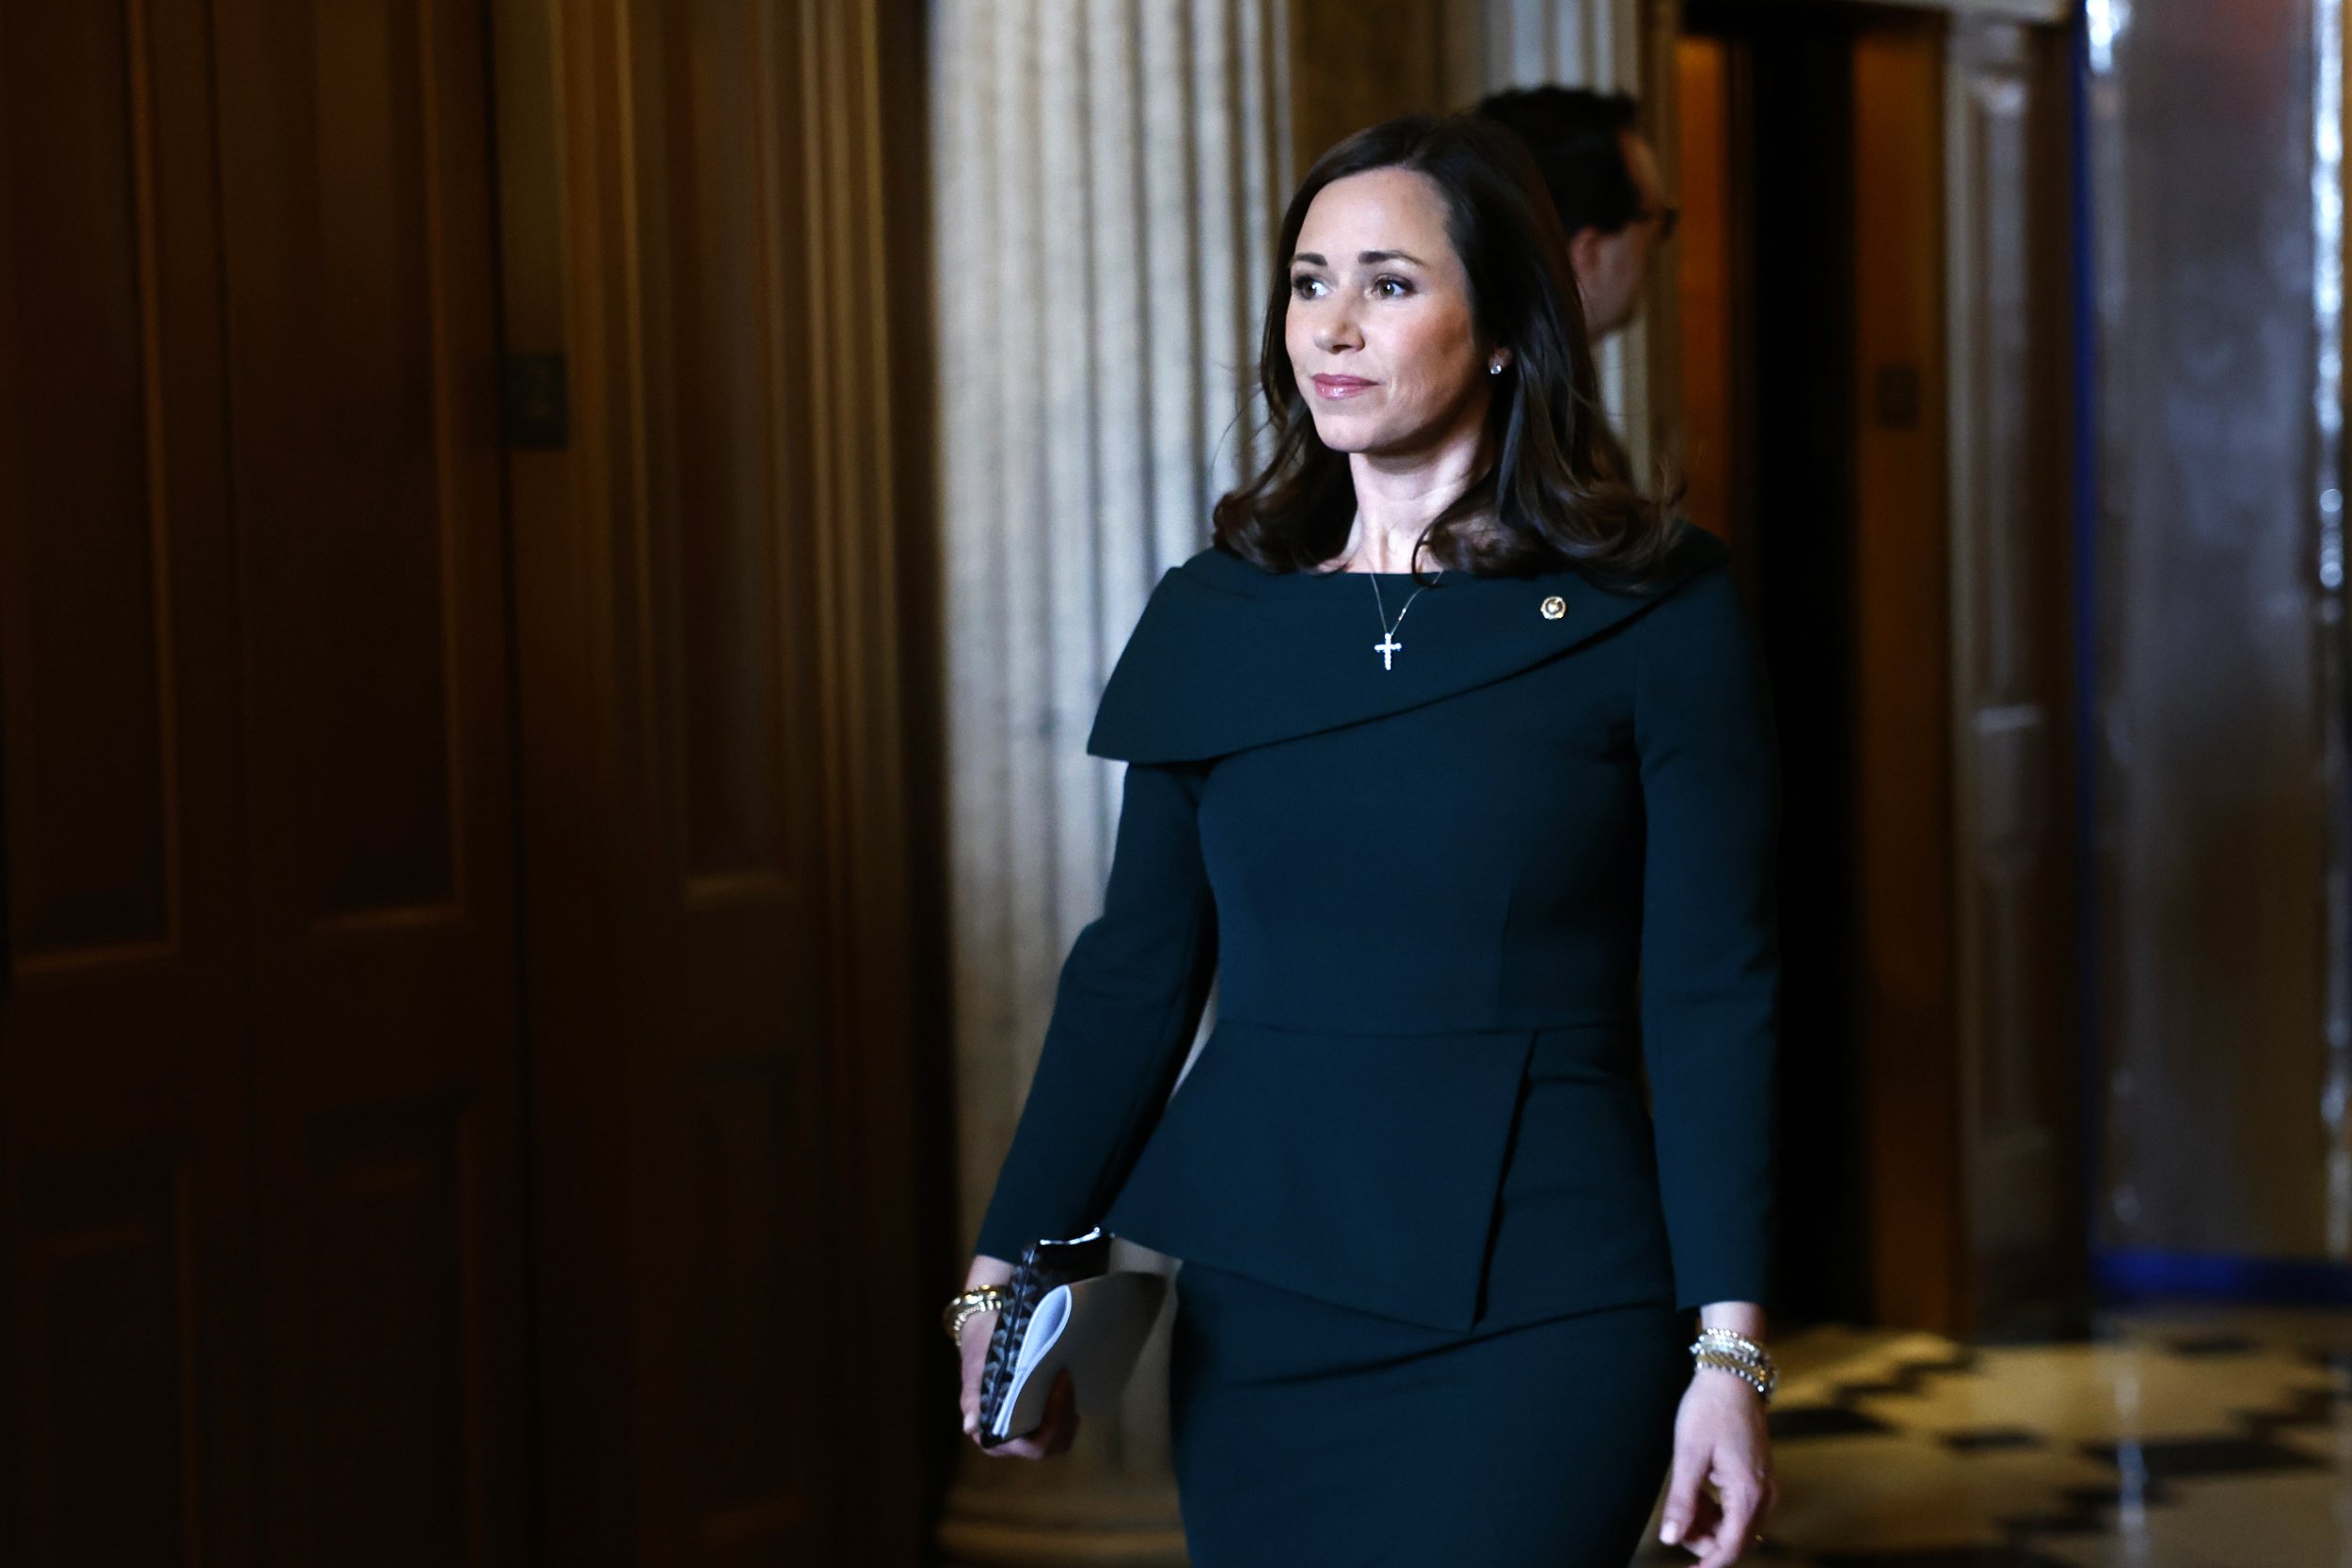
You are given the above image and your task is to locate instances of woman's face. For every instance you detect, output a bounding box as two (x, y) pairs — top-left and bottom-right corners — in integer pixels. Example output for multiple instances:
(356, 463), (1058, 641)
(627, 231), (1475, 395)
(1285, 166), (1500, 459)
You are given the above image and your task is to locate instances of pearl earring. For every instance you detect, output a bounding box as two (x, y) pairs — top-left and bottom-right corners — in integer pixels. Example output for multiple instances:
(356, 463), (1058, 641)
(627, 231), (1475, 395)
(1489, 360), (1503, 375)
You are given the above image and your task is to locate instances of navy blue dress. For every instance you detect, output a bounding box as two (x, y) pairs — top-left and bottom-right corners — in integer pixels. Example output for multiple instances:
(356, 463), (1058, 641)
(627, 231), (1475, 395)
(974, 518), (1781, 1566)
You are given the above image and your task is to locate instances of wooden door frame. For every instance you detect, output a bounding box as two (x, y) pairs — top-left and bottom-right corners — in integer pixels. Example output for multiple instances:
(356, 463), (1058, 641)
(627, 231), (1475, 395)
(1644, 0), (2083, 1335)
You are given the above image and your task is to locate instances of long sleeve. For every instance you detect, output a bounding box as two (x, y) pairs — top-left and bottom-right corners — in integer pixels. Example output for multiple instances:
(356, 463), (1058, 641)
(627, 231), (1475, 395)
(973, 757), (1221, 1261)
(1632, 562), (1782, 1313)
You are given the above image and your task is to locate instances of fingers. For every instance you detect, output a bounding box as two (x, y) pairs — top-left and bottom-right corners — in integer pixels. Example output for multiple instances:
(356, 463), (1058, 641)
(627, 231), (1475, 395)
(970, 1368), (1081, 1460)
(1664, 1373), (1777, 1560)
(1658, 1438), (1711, 1549)
(956, 1308), (998, 1440)
(1003, 1370), (1078, 1458)
(1674, 1458), (1772, 1567)
(1691, 1476), (1765, 1568)
(1662, 1437), (1778, 1563)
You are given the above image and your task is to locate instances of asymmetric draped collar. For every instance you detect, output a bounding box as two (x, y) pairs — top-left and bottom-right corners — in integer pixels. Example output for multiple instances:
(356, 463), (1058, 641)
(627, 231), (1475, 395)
(1087, 516), (1732, 763)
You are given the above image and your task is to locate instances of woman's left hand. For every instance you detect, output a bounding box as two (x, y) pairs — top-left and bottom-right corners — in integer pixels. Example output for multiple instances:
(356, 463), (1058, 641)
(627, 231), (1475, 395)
(1657, 1367), (1776, 1565)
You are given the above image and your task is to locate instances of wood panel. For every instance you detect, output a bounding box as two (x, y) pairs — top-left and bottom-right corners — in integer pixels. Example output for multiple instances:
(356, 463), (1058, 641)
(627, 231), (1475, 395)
(206, 1), (530, 1558)
(6, 0), (931, 1558)
(1851, 16), (1963, 1333)
(0, 0), (255, 1560)
(5, 0), (528, 1560)
(498, 1), (933, 1561)
(1672, 30), (1748, 561)
(294, 1100), (474, 1558)
(13, 1153), (208, 1564)
(622, 0), (836, 1548)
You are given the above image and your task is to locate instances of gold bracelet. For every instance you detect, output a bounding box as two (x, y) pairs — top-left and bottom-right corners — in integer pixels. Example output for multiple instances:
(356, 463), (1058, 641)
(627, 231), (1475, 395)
(943, 1286), (1010, 1346)
(1691, 1328), (1778, 1403)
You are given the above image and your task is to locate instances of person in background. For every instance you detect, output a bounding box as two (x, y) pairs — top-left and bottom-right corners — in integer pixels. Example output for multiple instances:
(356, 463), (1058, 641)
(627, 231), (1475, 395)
(1475, 85), (1678, 342)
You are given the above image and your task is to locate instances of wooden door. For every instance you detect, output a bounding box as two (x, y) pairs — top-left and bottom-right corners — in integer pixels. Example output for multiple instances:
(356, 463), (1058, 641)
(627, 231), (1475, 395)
(1, 0), (530, 1561)
(4, 1), (935, 1561)
(1671, 1), (2080, 1336)
(1850, 15), (1966, 1331)
(214, 0), (531, 1558)
(1847, 8), (2085, 1338)
(0, 3), (257, 1560)
(493, 3), (935, 1561)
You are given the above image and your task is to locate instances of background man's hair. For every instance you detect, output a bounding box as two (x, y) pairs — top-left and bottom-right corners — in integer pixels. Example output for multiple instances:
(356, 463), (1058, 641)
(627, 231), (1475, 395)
(1472, 86), (1642, 239)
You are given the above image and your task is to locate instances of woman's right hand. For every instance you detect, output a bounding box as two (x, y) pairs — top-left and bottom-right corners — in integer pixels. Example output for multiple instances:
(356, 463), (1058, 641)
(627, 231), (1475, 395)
(957, 1256), (1081, 1460)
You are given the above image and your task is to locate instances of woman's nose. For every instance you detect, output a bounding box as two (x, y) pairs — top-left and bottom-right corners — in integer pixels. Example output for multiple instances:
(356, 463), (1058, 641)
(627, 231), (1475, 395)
(1314, 308), (1361, 354)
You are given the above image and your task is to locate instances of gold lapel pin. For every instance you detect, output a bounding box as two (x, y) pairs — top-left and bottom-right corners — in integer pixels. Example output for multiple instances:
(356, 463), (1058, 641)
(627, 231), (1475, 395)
(1539, 594), (1566, 620)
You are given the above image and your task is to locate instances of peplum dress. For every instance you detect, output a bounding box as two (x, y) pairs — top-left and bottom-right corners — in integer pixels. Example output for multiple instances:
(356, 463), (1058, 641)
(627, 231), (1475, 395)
(972, 515), (1782, 1567)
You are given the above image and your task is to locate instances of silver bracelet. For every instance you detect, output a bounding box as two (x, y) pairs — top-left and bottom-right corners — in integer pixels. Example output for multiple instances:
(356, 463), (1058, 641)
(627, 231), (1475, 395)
(1690, 1328), (1778, 1403)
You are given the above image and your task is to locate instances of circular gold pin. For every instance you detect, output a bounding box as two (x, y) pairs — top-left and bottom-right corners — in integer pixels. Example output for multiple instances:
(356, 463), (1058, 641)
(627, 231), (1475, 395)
(1540, 594), (1567, 620)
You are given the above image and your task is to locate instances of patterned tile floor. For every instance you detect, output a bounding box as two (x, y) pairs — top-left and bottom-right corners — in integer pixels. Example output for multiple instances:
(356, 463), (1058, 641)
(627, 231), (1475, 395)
(1629, 1306), (2352, 1567)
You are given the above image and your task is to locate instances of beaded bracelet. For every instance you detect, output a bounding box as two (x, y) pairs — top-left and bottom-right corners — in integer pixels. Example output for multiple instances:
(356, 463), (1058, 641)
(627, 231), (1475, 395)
(1689, 1327), (1779, 1403)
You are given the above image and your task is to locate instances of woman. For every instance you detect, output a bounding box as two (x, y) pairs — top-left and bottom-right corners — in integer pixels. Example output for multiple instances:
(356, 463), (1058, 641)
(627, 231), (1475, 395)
(946, 112), (1781, 1568)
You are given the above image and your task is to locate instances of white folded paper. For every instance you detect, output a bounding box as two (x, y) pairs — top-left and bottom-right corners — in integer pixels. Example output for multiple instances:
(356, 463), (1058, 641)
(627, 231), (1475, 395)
(989, 1270), (1170, 1441)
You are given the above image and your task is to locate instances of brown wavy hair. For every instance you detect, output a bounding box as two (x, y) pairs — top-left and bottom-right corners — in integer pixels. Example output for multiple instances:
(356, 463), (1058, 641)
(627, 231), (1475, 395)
(1212, 112), (1683, 582)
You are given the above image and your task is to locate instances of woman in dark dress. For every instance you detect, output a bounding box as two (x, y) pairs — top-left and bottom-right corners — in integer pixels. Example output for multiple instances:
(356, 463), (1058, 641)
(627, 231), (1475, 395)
(947, 113), (1782, 1568)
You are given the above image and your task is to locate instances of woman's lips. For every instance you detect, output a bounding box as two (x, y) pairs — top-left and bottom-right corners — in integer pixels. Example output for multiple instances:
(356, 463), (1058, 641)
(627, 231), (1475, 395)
(1311, 373), (1375, 399)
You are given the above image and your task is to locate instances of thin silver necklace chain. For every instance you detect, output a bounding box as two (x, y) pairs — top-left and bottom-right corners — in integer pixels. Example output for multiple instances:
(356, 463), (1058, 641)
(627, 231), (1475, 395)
(1366, 564), (1441, 671)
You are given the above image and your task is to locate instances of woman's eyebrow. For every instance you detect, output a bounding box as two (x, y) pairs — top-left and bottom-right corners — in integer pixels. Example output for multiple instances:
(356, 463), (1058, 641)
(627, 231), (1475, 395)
(1291, 248), (1425, 267)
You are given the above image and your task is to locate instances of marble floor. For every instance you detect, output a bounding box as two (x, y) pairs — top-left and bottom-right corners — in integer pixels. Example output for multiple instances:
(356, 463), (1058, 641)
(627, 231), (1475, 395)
(1629, 1305), (2352, 1568)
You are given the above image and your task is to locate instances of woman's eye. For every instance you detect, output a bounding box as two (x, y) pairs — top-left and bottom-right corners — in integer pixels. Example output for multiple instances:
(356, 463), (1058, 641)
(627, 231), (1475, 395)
(1290, 274), (1325, 299)
(1373, 275), (1413, 298)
